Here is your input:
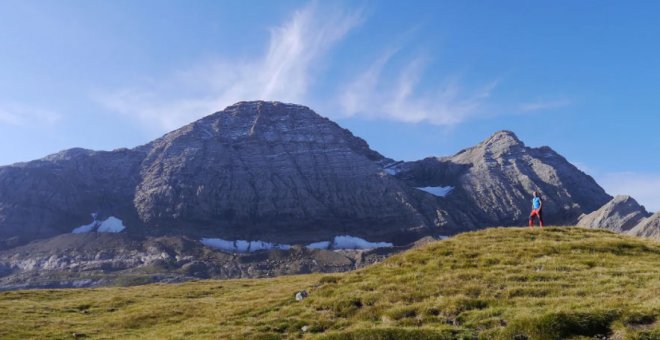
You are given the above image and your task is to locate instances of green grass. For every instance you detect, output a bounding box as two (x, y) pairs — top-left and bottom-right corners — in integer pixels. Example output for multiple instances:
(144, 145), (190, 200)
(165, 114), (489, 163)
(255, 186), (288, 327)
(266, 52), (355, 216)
(0, 227), (658, 339)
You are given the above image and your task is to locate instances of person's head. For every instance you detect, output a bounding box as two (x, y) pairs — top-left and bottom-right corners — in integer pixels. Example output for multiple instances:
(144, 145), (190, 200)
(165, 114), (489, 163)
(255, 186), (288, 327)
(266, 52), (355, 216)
(533, 191), (538, 197)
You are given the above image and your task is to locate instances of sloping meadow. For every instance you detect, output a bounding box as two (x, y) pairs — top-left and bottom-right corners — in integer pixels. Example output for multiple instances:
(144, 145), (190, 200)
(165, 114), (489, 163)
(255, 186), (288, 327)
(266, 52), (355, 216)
(0, 227), (658, 339)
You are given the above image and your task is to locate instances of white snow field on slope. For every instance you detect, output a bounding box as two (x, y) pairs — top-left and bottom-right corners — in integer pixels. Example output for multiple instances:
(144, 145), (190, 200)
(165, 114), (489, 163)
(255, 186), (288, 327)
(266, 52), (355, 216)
(201, 235), (394, 252)
(200, 238), (292, 252)
(330, 235), (393, 249)
(306, 241), (332, 250)
(416, 186), (454, 197)
(72, 214), (126, 234)
(96, 217), (126, 233)
(72, 221), (97, 234)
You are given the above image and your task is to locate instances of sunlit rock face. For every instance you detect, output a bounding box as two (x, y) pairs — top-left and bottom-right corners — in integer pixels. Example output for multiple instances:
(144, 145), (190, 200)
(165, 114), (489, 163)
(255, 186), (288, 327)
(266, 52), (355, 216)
(0, 101), (447, 247)
(577, 195), (650, 232)
(392, 130), (612, 229)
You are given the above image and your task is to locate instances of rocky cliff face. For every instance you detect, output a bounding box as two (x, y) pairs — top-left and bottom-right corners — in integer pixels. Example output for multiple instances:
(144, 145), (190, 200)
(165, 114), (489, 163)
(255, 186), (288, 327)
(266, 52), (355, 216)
(577, 195), (651, 232)
(628, 212), (660, 240)
(577, 195), (659, 240)
(392, 131), (612, 228)
(0, 101), (447, 248)
(131, 101), (443, 244)
(0, 148), (145, 248)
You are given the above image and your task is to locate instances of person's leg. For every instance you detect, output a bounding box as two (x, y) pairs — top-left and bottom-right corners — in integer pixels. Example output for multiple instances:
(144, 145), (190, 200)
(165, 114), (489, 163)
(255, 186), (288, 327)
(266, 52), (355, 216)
(529, 210), (537, 228)
(538, 209), (544, 227)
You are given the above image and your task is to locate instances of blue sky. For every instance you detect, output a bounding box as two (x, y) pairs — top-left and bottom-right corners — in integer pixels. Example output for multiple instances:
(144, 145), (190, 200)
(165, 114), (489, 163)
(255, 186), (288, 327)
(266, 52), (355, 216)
(1, 0), (659, 210)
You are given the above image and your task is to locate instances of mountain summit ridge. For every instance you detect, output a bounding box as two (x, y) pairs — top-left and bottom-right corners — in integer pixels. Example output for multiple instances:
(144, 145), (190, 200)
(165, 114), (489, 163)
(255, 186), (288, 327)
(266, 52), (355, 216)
(0, 101), (436, 248)
(0, 101), (651, 252)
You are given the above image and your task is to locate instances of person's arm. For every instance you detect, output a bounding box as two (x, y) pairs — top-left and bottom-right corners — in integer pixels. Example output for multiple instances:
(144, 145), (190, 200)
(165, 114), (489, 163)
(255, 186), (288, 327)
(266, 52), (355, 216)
(539, 198), (543, 210)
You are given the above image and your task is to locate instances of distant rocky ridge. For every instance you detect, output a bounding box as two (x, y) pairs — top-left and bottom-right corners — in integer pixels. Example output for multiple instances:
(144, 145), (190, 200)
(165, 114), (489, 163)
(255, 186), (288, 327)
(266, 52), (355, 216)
(578, 195), (659, 240)
(628, 212), (660, 239)
(0, 100), (656, 289)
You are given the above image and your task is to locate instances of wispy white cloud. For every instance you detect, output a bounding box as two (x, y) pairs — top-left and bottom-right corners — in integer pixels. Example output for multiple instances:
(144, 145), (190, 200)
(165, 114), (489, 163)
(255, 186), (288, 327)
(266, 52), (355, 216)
(96, 2), (558, 130)
(597, 171), (660, 212)
(96, 2), (363, 131)
(0, 103), (61, 126)
(339, 48), (497, 125)
(519, 98), (571, 112)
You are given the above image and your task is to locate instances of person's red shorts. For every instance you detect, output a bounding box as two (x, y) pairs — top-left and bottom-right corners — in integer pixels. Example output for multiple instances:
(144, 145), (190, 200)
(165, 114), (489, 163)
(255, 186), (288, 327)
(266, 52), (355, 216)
(529, 209), (543, 227)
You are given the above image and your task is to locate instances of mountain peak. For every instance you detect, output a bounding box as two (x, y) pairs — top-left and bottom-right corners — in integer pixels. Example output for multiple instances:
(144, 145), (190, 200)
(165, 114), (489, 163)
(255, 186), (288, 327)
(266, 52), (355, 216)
(148, 101), (333, 148)
(191, 100), (326, 141)
(215, 101), (309, 117)
(225, 100), (309, 110)
(483, 130), (523, 148)
(577, 195), (651, 232)
(458, 130), (525, 158)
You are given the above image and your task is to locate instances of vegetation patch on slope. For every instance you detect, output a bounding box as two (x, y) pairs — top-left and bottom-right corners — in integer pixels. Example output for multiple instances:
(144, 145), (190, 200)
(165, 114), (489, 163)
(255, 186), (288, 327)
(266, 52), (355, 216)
(0, 227), (658, 339)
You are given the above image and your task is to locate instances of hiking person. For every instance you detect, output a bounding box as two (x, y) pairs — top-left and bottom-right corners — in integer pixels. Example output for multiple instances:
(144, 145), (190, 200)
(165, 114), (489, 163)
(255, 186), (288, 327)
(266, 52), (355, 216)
(529, 191), (544, 228)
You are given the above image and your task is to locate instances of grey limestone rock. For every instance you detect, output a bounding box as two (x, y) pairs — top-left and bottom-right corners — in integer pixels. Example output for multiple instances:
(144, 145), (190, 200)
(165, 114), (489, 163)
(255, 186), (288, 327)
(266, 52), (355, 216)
(394, 130), (612, 229)
(627, 212), (660, 240)
(131, 101), (440, 244)
(0, 101), (443, 248)
(577, 195), (651, 232)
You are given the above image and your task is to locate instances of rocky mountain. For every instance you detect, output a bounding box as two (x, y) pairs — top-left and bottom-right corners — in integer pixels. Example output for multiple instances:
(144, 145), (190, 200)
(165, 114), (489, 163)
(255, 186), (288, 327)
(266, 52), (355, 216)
(0, 100), (655, 289)
(390, 130), (612, 228)
(577, 195), (659, 240)
(0, 101), (450, 250)
(576, 195), (651, 232)
(628, 212), (660, 240)
(130, 101), (446, 245)
(0, 148), (144, 249)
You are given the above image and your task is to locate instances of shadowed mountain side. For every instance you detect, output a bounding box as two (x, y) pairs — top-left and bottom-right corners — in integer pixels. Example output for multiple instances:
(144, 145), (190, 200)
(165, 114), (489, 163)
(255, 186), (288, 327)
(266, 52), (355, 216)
(0, 101), (457, 248)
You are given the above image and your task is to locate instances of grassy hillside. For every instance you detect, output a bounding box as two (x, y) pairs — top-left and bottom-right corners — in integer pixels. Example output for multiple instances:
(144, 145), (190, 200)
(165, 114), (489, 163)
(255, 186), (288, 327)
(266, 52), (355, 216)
(0, 227), (658, 339)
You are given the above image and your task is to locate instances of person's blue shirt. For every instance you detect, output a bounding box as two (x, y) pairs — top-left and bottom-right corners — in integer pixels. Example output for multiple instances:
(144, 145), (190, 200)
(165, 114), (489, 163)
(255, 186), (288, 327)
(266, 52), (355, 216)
(532, 197), (541, 209)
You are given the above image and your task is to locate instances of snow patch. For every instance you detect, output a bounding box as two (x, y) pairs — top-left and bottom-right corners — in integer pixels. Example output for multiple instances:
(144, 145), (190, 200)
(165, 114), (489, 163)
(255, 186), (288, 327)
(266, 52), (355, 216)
(72, 220), (97, 234)
(382, 161), (403, 176)
(200, 238), (291, 252)
(384, 168), (398, 175)
(199, 238), (235, 251)
(307, 236), (393, 250)
(201, 235), (393, 252)
(332, 235), (393, 249)
(416, 186), (454, 197)
(235, 240), (250, 252)
(72, 214), (126, 234)
(96, 217), (126, 233)
(306, 241), (331, 250)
